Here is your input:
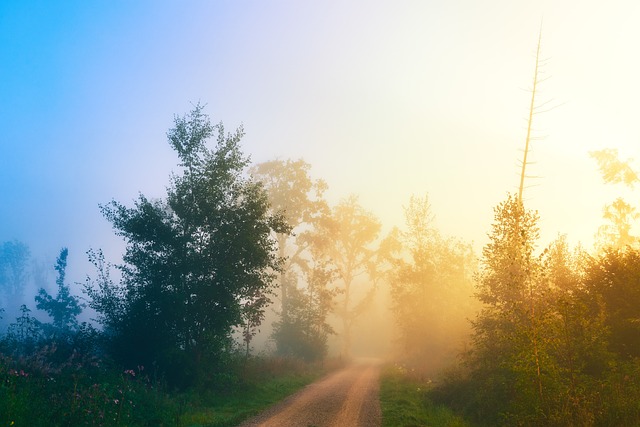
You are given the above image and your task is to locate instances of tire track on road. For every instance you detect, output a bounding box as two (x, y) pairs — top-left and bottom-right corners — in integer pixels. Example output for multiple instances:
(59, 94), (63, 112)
(238, 358), (381, 427)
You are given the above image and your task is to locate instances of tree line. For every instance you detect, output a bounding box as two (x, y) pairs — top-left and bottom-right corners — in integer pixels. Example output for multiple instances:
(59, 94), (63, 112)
(3, 103), (638, 425)
(0, 105), (476, 395)
(430, 147), (640, 425)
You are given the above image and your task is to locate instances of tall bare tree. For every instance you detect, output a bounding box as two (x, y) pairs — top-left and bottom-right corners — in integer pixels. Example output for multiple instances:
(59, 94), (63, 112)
(518, 26), (551, 202)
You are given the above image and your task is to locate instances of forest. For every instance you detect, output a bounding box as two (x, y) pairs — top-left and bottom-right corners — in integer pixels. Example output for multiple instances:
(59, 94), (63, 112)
(1, 103), (640, 426)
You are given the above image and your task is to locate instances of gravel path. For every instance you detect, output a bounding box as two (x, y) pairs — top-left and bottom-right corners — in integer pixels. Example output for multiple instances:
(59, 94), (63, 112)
(238, 358), (382, 427)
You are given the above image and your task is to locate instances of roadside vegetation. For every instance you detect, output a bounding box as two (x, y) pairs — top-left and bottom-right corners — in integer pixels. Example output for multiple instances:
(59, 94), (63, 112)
(379, 37), (640, 426)
(379, 364), (470, 427)
(0, 105), (358, 426)
(3, 101), (640, 426)
(0, 349), (332, 426)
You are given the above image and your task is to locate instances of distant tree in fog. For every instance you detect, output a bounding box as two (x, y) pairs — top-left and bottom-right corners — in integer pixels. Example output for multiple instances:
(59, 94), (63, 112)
(271, 250), (338, 361)
(313, 195), (380, 357)
(250, 159), (332, 359)
(590, 148), (639, 188)
(0, 240), (30, 324)
(386, 195), (476, 368)
(590, 149), (640, 251)
(595, 197), (639, 251)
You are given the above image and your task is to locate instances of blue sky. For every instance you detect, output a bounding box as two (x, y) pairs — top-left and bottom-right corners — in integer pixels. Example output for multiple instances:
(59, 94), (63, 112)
(3, 1), (640, 281)
(1, 2), (243, 258)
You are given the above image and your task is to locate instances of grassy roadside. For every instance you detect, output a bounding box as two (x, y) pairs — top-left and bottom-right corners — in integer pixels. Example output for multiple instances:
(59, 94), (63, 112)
(154, 356), (344, 427)
(1, 355), (339, 427)
(379, 364), (471, 427)
(181, 359), (329, 427)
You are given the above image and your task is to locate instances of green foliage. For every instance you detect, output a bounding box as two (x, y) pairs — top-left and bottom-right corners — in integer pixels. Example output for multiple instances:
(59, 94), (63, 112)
(272, 268), (337, 361)
(181, 356), (328, 427)
(83, 249), (124, 334)
(4, 305), (42, 355)
(35, 248), (84, 336)
(0, 351), (179, 427)
(434, 194), (640, 426)
(0, 350), (327, 427)
(584, 247), (640, 359)
(380, 364), (471, 427)
(475, 194), (540, 310)
(89, 104), (287, 387)
(466, 194), (548, 422)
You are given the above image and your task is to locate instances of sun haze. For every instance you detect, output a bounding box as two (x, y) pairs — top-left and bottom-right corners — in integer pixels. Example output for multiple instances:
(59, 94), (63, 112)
(3, 1), (639, 261)
(3, 2), (640, 424)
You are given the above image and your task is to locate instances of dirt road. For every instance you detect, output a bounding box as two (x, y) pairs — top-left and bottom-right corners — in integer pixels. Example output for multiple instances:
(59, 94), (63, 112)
(238, 358), (382, 427)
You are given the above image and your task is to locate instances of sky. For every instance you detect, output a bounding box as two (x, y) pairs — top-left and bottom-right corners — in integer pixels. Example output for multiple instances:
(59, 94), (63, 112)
(2, 0), (640, 282)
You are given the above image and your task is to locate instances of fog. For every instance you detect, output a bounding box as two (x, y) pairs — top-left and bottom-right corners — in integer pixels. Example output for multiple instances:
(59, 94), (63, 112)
(3, 1), (640, 375)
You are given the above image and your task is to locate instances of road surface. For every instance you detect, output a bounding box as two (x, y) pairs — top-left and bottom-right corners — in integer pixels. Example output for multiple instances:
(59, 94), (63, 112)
(238, 358), (382, 427)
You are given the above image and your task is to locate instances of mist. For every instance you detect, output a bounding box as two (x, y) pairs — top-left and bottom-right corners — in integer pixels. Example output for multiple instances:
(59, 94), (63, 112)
(4, 1), (640, 425)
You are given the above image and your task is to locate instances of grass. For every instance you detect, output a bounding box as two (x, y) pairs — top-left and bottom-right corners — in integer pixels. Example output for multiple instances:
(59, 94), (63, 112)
(379, 364), (472, 427)
(181, 359), (328, 427)
(0, 352), (336, 427)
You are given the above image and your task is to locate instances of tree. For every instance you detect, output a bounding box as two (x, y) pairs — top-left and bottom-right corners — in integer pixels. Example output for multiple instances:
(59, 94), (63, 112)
(517, 25), (555, 202)
(590, 149), (640, 252)
(470, 194), (548, 422)
(584, 247), (640, 359)
(0, 240), (30, 326)
(89, 105), (288, 385)
(271, 263), (336, 361)
(519, 28), (541, 201)
(595, 197), (639, 250)
(538, 236), (610, 424)
(249, 159), (331, 358)
(83, 249), (124, 335)
(589, 148), (639, 187)
(314, 195), (381, 357)
(5, 304), (41, 355)
(35, 248), (83, 336)
(387, 195), (476, 370)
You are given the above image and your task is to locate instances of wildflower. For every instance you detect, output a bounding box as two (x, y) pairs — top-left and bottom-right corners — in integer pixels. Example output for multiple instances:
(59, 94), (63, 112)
(114, 399), (119, 405)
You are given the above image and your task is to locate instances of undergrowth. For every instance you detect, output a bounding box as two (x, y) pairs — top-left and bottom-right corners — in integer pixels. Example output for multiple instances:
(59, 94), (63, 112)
(0, 349), (334, 427)
(379, 363), (471, 427)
